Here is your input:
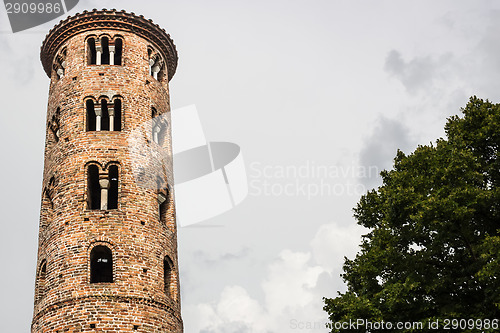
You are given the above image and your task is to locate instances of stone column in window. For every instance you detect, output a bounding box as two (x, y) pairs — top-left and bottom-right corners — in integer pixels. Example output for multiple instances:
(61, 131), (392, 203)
(153, 125), (161, 143)
(109, 44), (115, 66)
(152, 61), (160, 80)
(99, 177), (110, 210)
(96, 39), (102, 65)
(108, 104), (115, 131)
(158, 192), (167, 205)
(149, 58), (155, 76)
(95, 105), (102, 131)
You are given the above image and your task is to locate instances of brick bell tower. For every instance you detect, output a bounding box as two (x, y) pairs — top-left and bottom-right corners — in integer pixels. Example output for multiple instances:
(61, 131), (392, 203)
(33, 9), (182, 332)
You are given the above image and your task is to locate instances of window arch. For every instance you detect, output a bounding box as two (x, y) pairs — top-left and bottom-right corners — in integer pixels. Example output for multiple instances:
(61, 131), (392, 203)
(100, 99), (110, 131)
(90, 245), (113, 283)
(87, 37), (96, 65)
(158, 185), (170, 224)
(151, 107), (167, 145)
(112, 37), (123, 65)
(44, 176), (56, 209)
(87, 35), (123, 66)
(112, 98), (122, 131)
(86, 163), (119, 210)
(86, 99), (96, 131)
(148, 48), (165, 81)
(53, 48), (66, 80)
(37, 259), (47, 301)
(101, 36), (110, 65)
(163, 256), (173, 297)
(87, 164), (100, 210)
(49, 107), (61, 144)
(108, 164), (119, 210)
(86, 97), (122, 132)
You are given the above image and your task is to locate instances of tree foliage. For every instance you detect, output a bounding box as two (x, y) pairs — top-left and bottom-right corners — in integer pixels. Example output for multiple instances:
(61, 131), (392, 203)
(324, 97), (500, 332)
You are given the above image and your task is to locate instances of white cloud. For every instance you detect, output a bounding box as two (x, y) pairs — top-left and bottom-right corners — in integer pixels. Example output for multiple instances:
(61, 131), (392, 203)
(310, 223), (365, 274)
(184, 222), (366, 332)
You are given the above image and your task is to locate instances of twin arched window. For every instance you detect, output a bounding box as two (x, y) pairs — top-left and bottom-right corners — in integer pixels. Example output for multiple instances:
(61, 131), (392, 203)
(87, 164), (119, 210)
(86, 98), (122, 132)
(87, 36), (123, 66)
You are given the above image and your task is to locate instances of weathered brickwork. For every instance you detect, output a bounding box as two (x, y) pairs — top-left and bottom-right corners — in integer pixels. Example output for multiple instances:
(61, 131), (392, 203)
(33, 9), (182, 332)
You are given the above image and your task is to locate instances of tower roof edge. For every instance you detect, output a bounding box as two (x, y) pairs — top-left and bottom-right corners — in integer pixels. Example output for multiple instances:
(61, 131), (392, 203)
(40, 9), (178, 80)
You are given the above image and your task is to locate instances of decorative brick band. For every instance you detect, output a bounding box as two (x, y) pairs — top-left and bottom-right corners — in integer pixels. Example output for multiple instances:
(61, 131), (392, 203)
(40, 8), (178, 80)
(32, 294), (182, 325)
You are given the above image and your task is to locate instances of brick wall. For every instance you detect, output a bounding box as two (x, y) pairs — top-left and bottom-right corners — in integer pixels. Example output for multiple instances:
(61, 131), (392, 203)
(33, 11), (182, 333)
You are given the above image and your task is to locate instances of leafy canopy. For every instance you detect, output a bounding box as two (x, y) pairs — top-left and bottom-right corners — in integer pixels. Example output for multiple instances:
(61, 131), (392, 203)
(324, 97), (500, 332)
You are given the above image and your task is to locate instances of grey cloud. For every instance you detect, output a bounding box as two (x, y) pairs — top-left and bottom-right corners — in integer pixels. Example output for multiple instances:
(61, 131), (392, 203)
(384, 50), (452, 94)
(200, 324), (253, 333)
(193, 247), (251, 265)
(359, 116), (414, 189)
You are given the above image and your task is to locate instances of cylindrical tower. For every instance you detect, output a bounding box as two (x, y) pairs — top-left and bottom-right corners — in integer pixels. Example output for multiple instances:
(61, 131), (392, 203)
(33, 9), (182, 332)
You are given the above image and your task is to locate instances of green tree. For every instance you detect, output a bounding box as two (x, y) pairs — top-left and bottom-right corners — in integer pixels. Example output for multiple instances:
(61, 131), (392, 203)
(324, 97), (500, 332)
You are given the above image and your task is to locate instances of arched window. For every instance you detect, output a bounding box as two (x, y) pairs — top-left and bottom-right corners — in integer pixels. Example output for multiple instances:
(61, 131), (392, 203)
(49, 107), (60, 143)
(87, 164), (100, 210)
(101, 37), (110, 65)
(113, 38), (123, 65)
(86, 98), (122, 132)
(45, 176), (56, 209)
(88, 36), (122, 66)
(100, 99), (110, 131)
(108, 165), (119, 210)
(87, 164), (119, 210)
(87, 38), (96, 65)
(86, 100), (96, 131)
(113, 99), (122, 131)
(37, 260), (47, 300)
(53, 48), (66, 80)
(151, 107), (167, 145)
(148, 50), (164, 81)
(90, 246), (113, 283)
(163, 256), (173, 296)
(158, 186), (169, 224)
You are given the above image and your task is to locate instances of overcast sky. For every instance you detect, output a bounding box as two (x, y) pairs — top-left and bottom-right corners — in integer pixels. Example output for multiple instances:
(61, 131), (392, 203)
(2, 1), (500, 332)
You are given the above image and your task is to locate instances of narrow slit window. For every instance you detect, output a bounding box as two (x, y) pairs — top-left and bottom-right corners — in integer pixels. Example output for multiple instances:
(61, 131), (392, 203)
(108, 165), (119, 209)
(87, 165), (100, 210)
(90, 246), (113, 283)
(163, 256), (173, 297)
(87, 38), (96, 65)
(86, 100), (96, 131)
